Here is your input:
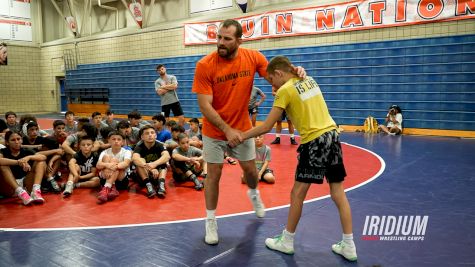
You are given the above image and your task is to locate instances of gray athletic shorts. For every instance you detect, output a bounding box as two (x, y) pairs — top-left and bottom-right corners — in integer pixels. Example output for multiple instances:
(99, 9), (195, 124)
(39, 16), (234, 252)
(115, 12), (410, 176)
(202, 135), (256, 164)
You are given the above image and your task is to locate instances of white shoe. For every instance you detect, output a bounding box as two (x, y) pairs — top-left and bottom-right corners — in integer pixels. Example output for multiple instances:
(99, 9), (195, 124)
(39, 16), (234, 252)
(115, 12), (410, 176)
(247, 190), (265, 218)
(63, 182), (74, 197)
(265, 232), (294, 254)
(205, 219), (219, 245)
(332, 241), (357, 261)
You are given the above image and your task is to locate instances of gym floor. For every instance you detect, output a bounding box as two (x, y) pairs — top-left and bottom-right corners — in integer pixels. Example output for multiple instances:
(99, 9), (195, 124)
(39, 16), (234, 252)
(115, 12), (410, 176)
(1, 123), (474, 266)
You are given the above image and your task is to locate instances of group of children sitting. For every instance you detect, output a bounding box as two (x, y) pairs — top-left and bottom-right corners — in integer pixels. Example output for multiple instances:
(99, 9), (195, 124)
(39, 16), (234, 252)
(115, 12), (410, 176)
(0, 110), (275, 205)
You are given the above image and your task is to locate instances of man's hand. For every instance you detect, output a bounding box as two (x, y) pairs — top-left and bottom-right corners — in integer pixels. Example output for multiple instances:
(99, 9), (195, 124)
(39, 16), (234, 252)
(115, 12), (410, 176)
(292, 65), (306, 78)
(157, 88), (167, 95)
(225, 127), (243, 148)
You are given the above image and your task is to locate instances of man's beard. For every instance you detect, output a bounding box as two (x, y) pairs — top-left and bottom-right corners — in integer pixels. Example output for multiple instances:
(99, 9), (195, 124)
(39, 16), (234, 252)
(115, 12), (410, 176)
(217, 45), (237, 59)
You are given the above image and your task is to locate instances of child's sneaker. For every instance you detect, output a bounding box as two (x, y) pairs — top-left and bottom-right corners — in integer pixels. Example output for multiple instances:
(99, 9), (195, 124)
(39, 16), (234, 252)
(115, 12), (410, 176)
(63, 182), (74, 197)
(265, 232), (294, 255)
(97, 186), (110, 204)
(18, 190), (33, 205)
(146, 183), (156, 198)
(30, 189), (45, 204)
(247, 190), (265, 218)
(108, 185), (119, 199)
(332, 241), (357, 261)
(49, 178), (61, 193)
(205, 219), (219, 245)
(192, 177), (203, 190)
(157, 181), (166, 198)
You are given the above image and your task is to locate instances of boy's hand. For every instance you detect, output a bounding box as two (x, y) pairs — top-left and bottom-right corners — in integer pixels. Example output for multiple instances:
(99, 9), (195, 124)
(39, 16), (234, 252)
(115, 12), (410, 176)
(292, 65), (306, 78)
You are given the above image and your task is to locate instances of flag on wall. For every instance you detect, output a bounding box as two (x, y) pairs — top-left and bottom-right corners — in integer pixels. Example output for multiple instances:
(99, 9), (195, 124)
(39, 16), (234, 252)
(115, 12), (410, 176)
(235, 0), (255, 13)
(128, 1), (143, 28)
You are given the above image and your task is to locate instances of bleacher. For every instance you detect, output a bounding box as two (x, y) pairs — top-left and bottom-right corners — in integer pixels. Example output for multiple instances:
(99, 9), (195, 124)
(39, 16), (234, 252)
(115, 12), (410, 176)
(65, 34), (475, 131)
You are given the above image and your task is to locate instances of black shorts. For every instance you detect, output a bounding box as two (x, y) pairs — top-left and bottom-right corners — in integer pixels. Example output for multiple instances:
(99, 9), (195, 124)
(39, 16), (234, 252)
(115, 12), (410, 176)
(278, 111), (288, 122)
(248, 106), (258, 115)
(295, 129), (346, 184)
(100, 176), (129, 190)
(260, 168), (274, 180)
(162, 102), (184, 117)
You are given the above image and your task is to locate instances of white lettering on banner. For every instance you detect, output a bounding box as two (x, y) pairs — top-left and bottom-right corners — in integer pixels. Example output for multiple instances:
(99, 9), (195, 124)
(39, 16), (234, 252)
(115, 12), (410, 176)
(361, 215), (429, 241)
(184, 0), (475, 45)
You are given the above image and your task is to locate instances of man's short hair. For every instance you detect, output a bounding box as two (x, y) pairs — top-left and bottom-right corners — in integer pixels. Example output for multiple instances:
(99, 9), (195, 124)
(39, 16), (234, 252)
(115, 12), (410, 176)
(53, 120), (65, 128)
(156, 64), (164, 71)
(128, 110), (142, 120)
(65, 111), (75, 117)
(117, 120), (131, 129)
(267, 56), (293, 75)
(78, 135), (94, 144)
(220, 19), (242, 38)
(139, 124), (155, 138)
(152, 113), (166, 125)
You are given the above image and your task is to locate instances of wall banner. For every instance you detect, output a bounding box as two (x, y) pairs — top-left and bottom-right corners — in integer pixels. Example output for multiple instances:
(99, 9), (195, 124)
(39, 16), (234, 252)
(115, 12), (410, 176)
(184, 0), (475, 45)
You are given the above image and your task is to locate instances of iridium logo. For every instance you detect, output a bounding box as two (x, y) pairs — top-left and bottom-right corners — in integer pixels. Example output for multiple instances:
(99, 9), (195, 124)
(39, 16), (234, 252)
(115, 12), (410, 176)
(361, 215), (428, 241)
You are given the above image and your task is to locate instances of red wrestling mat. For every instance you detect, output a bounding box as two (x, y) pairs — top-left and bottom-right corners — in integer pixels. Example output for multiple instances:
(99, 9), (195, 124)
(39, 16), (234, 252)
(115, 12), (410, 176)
(0, 134), (383, 229)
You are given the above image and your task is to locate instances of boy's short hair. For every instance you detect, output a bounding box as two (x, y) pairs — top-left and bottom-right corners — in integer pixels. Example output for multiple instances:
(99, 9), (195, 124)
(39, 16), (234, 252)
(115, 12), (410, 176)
(139, 124), (155, 138)
(156, 64), (164, 70)
(100, 126), (114, 140)
(189, 118), (200, 124)
(53, 120), (65, 128)
(77, 117), (90, 124)
(105, 110), (113, 115)
(108, 130), (125, 139)
(177, 133), (189, 142)
(65, 111), (75, 117)
(117, 120), (130, 129)
(267, 55), (293, 74)
(128, 110), (142, 120)
(81, 123), (97, 140)
(78, 135), (94, 144)
(5, 111), (16, 119)
(171, 125), (185, 133)
(26, 121), (38, 130)
(91, 111), (101, 118)
(166, 120), (177, 128)
(152, 113), (166, 125)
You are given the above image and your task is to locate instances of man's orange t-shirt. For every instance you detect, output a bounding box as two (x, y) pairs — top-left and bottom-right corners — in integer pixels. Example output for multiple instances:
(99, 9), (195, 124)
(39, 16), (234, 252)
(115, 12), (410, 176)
(192, 47), (268, 140)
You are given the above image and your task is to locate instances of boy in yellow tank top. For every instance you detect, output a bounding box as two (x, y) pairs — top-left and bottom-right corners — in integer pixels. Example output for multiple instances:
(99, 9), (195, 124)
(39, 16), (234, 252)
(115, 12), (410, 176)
(233, 56), (357, 261)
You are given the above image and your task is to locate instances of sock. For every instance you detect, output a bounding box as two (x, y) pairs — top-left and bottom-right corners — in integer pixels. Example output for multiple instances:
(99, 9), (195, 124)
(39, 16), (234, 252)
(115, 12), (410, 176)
(275, 134), (281, 138)
(145, 182), (152, 187)
(206, 209), (216, 220)
(15, 187), (24, 196)
(343, 233), (355, 247)
(67, 181), (73, 185)
(75, 183), (81, 188)
(104, 183), (112, 188)
(283, 229), (295, 241)
(189, 174), (197, 181)
(248, 188), (258, 197)
(144, 178), (150, 185)
(290, 134), (295, 138)
(32, 184), (41, 191)
(159, 178), (165, 184)
(47, 176), (54, 181)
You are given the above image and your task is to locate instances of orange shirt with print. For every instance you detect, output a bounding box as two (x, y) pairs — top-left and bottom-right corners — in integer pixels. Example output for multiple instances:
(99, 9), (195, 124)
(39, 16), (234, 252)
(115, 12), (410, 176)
(192, 47), (268, 140)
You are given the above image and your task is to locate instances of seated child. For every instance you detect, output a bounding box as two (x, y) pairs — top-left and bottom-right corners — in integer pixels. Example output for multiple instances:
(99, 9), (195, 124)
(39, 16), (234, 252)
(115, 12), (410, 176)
(95, 131), (132, 204)
(185, 118), (203, 148)
(171, 133), (205, 190)
(132, 125), (170, 198)
(241, 135), (275, 184)
(152, 113), (172, 143)
(63, 135), (100, 197)
(0, 131), (47, 205)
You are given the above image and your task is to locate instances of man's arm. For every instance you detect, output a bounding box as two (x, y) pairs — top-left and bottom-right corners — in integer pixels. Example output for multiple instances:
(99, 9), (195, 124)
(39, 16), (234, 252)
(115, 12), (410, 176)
(197, 94), (241, 143)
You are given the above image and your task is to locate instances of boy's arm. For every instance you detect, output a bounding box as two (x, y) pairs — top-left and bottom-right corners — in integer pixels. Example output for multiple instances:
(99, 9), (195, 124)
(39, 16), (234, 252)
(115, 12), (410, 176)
(80, 167), (97, 179)
(172, 151), (190, 162)
(150, 150), (170, 168)
(68, 158), (79, 177)
(197, 93), (241, 143)
(132, 152), (145, 167)
(62, 139), (76, 155)
(117, 159), (131, 170)
(23, 153), (47, 162)
(239, 107), (284, 144)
